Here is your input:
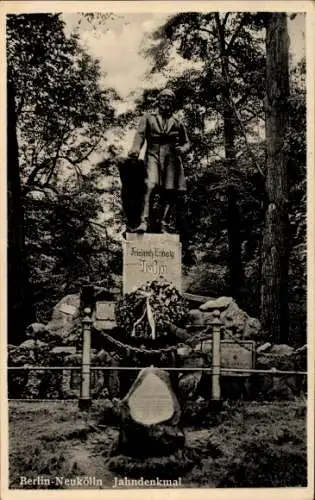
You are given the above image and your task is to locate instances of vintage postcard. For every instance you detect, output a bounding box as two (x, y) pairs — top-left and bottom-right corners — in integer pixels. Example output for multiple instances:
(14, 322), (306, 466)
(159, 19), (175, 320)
(1, 1), (314, 499)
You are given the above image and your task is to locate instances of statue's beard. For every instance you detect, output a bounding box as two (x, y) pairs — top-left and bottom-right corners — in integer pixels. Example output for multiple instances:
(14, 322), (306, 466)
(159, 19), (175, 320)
(159, 104), (172, 117)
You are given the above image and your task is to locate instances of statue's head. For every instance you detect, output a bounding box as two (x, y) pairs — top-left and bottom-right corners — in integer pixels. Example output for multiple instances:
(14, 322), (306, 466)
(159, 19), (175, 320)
(157, 89), (175, 116)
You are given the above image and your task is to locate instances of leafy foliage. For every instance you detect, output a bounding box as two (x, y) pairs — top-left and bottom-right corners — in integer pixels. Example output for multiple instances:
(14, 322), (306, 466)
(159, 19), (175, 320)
(136, 13), (306, 342)
(7, 13), (118, 188)
(7, 14), (120, 326)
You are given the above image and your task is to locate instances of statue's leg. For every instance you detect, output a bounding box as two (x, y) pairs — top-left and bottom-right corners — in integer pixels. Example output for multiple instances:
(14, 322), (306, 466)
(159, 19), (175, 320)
(159, 191), (187, 237)
(160, 189), (175, 233)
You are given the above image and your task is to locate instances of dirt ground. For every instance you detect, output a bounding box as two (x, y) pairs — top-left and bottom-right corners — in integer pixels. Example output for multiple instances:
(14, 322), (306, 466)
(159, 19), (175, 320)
(8, 398), (307, 489)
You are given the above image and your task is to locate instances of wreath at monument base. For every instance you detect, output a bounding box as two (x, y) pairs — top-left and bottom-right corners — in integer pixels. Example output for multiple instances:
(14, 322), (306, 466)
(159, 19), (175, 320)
(115, 280), (188, 341)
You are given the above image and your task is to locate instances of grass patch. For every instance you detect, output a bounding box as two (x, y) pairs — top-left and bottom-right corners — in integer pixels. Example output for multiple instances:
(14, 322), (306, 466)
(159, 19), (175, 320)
(8, 399), (307, 488)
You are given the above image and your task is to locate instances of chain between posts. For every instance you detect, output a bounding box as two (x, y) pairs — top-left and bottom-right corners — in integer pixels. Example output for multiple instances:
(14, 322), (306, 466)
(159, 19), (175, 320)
(8, 302), (306, 407)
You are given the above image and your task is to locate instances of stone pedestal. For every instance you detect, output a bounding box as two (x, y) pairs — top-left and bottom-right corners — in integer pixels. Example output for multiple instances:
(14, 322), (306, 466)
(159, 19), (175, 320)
(123, 233), (182, 294)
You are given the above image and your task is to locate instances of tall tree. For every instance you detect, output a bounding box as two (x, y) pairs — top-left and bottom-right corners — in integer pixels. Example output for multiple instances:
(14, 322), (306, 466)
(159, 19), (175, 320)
(261, 13), (290, 343)
(213, 13), (243, 299)
(7, 73), (35, 343)
(7, 14), (119, 334)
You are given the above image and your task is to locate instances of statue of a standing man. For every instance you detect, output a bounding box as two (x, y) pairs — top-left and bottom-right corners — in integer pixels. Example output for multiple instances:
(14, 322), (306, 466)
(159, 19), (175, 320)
(128, 89), (190, 234)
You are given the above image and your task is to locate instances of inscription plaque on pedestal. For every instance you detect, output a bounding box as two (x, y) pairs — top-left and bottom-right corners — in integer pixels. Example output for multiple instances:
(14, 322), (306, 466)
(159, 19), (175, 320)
(123, 233), (181, 294)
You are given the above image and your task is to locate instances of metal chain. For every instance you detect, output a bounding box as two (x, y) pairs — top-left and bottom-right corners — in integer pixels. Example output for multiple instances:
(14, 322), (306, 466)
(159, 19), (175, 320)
(99, 330), (177, 356)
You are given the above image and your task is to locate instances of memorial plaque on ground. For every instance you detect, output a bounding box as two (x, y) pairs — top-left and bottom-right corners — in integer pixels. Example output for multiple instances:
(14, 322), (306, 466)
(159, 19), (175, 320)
(128, 372), (175, 425)
(123, 233), (182, 294)
(94, 301), (116, 330)
(195, 340), (255, 375)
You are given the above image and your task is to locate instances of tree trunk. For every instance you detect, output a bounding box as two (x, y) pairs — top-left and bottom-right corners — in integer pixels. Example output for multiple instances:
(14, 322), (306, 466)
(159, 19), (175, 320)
(7, 74), (34, 344)
(261, 13), (290, 343)
(227, 182), (243, 300)
(222, 66), (244, 301)
(214, 15), (244, 301)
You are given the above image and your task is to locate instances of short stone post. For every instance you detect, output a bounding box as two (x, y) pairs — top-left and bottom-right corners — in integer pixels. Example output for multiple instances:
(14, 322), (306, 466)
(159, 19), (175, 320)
(211, 309), (221, 400)
(79, 307), (93, 410)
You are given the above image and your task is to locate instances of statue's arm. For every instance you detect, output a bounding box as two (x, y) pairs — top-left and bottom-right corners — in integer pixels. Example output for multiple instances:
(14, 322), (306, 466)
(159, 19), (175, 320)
(129, 114), (148, 157)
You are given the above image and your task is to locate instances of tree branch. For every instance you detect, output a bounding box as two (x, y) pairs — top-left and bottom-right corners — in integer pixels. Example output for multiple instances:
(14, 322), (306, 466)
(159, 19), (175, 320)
(198, 27), (216, 37)
(89, 219), (109, 242)
(222, 13), (230, 28)
(25, 160), (51, 186)
(242, 107), (265, 122)
(59, 136), (103, 166)
(213, 16), (265, 179)
(60, 156), (85, 181)
(44, 124), (69, 185)
(226, 15), (247, 54)
(235, 93), (249, 108)
(229, 95), (265, 178)
(214, 12), (221, 29)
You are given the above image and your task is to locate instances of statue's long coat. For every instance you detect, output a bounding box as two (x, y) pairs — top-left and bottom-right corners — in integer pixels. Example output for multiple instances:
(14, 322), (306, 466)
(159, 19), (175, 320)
(131, 112), (190, 192)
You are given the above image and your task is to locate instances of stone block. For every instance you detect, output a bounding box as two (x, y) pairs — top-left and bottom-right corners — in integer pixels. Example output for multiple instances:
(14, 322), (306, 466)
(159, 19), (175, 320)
(199, 296), (233, 311)
(123, 233), (181, 294)
(112, 367), (184, 458)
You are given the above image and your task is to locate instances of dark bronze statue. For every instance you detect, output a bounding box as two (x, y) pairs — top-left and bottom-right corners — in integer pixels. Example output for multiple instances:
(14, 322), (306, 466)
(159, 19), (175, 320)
(123, 89), (190, 234)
